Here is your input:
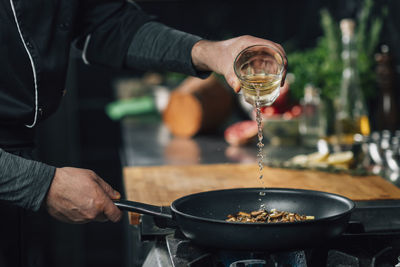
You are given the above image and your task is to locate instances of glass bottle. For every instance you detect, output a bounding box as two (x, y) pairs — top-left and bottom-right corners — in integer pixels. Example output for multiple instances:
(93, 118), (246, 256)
(335, 19), (370, 145)
(299, 84), (326, 147)
(375, 45), (398, 131)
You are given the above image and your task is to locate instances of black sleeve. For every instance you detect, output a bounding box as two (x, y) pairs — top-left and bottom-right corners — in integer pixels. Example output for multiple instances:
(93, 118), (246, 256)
(75, 0), (153, 68)
(125, 21), (211, 78)
(0, 149), (56, 211)
(74, 1), (210, 77)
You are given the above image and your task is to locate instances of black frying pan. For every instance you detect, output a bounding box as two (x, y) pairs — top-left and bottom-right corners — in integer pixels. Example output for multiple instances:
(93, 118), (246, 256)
(114, 188), (354, 251)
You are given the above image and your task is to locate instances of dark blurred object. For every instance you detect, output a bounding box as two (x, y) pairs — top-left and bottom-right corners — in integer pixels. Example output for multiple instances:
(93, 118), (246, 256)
(375, 45), (398, 131)
(163, 75), (233, 138)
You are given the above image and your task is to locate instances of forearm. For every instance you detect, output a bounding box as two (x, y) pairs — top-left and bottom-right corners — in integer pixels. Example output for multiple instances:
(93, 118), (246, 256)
(125, 21), (210, 77)
(0, 148), (56, 211)
(77, 2), (210, 77)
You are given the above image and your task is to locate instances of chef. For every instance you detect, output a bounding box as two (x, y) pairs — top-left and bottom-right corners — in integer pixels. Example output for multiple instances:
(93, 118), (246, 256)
(0, 0), (287, 266)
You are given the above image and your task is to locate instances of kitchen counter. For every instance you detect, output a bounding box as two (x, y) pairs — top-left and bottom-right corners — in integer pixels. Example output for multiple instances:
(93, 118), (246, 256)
(119, 115), (313, 167)
(119, 116), (400, 267)
(120, 116), (400, 208)
(120, 116), (233, 167)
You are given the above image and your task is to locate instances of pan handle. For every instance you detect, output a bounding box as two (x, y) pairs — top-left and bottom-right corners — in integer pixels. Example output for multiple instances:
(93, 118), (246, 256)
(113, 199), (173, 220)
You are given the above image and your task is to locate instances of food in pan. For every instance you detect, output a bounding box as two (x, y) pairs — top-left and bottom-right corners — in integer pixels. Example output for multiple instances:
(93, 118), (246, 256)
(226, 209), (315, 223)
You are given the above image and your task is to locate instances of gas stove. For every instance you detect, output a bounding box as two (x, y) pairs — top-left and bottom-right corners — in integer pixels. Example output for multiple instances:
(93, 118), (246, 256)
(128, 201), (400, 267)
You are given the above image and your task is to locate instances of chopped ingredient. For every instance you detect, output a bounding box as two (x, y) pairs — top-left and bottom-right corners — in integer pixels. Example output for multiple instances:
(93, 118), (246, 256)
(307, 151), (329, 163)
(288, 150), (354, 170)
(327, 151), (354, 165)
(226, 209), (315, 223)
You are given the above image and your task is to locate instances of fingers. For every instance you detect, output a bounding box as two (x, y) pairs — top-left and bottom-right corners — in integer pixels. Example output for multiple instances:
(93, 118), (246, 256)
(281, 68), (288, 87)
(95, 175), (121, 200)
(230, 36), (287, 90)
(102, 199), (123, 223)
(46, 167), (123, 224)
(280, 49), (288, 87)
(272, 42), (286, 61)
(94, 175), (123, 222)
(226, 71), (241, 93)
(233, 78), (241, 93)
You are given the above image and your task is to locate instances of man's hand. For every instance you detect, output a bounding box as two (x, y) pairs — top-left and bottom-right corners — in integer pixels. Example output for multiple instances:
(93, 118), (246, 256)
(191, 35), (287, 93)
(46, 167), (122, 223)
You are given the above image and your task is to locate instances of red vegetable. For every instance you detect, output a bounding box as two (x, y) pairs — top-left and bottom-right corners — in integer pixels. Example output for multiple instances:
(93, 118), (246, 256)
(261, 106), (279, 118)
(224, 120), (258, 146)
(290, 105), (302, 117)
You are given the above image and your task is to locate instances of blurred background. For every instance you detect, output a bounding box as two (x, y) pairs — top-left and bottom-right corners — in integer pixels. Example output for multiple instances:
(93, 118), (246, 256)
(33, 0), (399, 266)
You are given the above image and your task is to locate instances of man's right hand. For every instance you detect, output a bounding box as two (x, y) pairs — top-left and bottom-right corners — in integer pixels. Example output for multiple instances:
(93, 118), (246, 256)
(46, 167), (122, 223)
(191, 35), (288, 93)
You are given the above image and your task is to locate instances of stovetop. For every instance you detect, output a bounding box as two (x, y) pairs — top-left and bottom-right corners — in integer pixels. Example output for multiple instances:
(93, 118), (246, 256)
(138, 229), (400, 267)
(129, 201), (400, 267)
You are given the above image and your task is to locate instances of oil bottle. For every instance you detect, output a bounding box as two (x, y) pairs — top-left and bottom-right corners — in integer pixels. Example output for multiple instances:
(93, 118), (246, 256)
(334, 19), (370, 146)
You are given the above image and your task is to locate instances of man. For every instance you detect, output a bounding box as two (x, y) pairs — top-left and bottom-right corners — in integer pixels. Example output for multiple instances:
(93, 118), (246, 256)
(0, 0), (287, 266)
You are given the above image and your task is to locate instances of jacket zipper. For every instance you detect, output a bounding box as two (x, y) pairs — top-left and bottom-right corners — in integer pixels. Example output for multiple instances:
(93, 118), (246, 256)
(9, 0), (38, 128)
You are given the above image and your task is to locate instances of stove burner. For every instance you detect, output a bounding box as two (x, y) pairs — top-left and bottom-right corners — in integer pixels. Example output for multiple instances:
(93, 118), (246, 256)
(166, 234), (212, 266)
(225, 250), (307, 267)
(136, 203), (400, 267)
(140, 230), (400, 267)
(327, 250), (359, 267)
(371, 247), (400, 266)
(165, 232), (308, 267)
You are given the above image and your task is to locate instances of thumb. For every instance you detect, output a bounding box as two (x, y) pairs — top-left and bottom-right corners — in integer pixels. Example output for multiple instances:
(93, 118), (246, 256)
(94, 176), (123, 222)
(103, 199), (123, 223)
(226, 73), (241, 93)
(95, 176), (121, 200)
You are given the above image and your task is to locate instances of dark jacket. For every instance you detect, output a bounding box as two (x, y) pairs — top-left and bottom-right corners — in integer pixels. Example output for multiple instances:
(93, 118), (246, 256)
(0, 0), (151, 145)
(0, 3), (205, 265)
(0, 0), (205, 213)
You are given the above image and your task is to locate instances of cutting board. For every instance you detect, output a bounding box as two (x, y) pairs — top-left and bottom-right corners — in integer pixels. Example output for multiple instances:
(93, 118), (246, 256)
(123, 163), (400, 224)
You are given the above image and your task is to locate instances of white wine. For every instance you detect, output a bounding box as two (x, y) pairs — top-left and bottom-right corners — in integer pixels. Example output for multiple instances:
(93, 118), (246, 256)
(240, 73), (282, 199)
(241, 74), (281, 106)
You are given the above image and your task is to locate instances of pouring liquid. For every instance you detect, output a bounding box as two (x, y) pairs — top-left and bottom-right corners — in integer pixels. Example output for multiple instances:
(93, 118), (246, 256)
(254, 87), (266, 209)
(249, 77), (281, 209)
(256, 98), (267, 210)
(241, 74), (282, 209)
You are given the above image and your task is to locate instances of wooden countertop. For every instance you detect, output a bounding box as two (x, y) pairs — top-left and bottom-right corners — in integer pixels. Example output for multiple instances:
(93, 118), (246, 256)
(123, 163), (400, 224)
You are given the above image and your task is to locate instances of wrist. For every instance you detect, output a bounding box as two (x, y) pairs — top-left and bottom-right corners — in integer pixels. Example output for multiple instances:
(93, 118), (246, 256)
(191, 40), (217, 72)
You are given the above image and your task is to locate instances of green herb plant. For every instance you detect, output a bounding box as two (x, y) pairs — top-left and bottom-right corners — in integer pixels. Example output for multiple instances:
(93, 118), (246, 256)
(287, 0), (387, 103)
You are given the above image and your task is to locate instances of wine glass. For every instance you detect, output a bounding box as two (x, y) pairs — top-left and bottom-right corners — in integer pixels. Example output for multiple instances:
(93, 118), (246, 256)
(234, 45), (285, 107)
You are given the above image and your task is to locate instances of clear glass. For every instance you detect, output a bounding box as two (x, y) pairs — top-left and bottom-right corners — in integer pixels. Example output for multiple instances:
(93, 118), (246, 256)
(299, 84), (327, 147)
(234, 45), (285, 107)
(335, 19), (370, 145)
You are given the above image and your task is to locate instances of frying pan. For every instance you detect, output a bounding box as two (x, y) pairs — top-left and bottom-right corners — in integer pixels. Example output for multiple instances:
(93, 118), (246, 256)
(114, 188), (354, 251)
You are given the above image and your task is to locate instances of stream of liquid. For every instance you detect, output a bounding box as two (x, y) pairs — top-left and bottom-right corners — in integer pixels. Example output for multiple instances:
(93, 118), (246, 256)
(255, 89), (266, 210)
(245, 76), (281, 209)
